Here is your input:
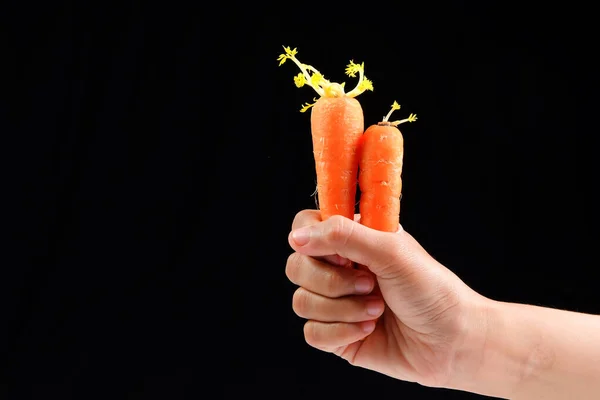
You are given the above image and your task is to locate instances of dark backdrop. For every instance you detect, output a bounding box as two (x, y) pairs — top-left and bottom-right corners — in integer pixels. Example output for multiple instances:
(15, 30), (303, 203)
(2, 1), (598, 399)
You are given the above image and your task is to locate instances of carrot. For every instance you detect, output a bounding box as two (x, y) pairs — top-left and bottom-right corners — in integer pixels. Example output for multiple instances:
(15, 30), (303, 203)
(278, 46), (374, 221)
(359, 101), (417, 232)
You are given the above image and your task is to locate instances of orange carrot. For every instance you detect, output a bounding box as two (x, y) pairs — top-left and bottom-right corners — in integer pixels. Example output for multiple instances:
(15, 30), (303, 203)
(278, 46), (374, 221)
(310, 97), (364, 220)
(359, 102), (417, 232)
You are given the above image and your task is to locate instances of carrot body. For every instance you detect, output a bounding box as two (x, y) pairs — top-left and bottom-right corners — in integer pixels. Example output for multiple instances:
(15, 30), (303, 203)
(277, 46), (374, 221)
(358, 123), (404, 232)
(311, 96), (364, 221)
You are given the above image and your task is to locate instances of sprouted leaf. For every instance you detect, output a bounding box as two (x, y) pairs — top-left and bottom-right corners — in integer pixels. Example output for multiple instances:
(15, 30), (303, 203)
(278, 45), (374, 112)
(300, 98), (318, 113)
(294, 73), (306, 88)
(383, 101), (418, 125)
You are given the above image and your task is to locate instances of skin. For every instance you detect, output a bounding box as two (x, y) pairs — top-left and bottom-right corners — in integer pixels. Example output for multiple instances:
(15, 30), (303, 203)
(285, 210), (600, 399)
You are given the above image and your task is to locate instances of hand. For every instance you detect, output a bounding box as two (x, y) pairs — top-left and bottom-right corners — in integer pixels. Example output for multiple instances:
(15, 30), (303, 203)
(285, 210), (486, 388)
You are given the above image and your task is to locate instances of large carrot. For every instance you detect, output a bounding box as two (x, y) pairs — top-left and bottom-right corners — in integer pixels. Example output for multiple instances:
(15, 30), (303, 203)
(359, 101), (417, 232)
(278, 46), (374, 221)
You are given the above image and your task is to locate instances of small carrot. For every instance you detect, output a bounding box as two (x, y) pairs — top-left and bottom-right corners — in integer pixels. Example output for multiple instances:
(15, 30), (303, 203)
(278, 46), (374, 221)
(359, 101), (417, 232)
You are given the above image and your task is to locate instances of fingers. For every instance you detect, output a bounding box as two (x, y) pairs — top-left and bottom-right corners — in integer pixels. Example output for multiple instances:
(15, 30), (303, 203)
(291, 209), (322, 232)
(321, 254), (352, 268)
(288, 214), (408, 278)
(290, 211), (362, 268)
(286, 252), (375, 297)
(288, 211), (387, 352)
(304, 320), (376, 350)
(291, 209), (361, 232)
(292, 288), (384, 322)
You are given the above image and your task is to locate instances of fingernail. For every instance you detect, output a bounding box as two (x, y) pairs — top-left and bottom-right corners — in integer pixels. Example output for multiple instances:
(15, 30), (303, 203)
(291, 227), (311, 246)
(354, 277), (373, 294)
(362, 320), (376, 333)
(366, 300), (384, 316)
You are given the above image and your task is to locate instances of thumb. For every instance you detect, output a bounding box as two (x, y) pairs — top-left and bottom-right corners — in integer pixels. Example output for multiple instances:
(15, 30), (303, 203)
(288, 215), (428, 279)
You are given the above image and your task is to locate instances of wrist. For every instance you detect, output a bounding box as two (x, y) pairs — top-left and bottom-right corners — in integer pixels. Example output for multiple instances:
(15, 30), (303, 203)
(444, 292), (494, 394)
(446, 295), (531, 398)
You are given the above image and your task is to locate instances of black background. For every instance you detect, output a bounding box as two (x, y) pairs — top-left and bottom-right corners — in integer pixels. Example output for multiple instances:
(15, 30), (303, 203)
(2, 1), (599, 399)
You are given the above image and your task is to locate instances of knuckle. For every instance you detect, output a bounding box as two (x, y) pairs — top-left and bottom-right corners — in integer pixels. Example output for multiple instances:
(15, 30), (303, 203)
(292, 209), (320, 231)
(285, 252), (303, 283)
(322, 270), (344, 296)
(325, 215), (352, 245)
(292, 288), (310, 317)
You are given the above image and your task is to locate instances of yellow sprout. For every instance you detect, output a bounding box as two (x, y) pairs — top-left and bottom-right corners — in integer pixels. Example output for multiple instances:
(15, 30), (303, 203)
(344, 60), (374, 97)
(391, 113), (418, 126)
(382, 101), (417, 126)
(284, 46), (297, 56)
(277, 46), (298, 65)
(277, 45), (374, 111)
(300, 98), (318, 113)
(294, 73), (306, 88)
(310, 72), (324, 87)
(357, 77), (374, 92)
(383, 101), (401, 122)
(345, 60), (363, 77)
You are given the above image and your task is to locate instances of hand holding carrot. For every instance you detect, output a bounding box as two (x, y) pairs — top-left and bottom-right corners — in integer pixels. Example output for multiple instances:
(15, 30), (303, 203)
(286, 211), (600, 400)
(285, 210), (484, 388)
(280, 47), (600, 400)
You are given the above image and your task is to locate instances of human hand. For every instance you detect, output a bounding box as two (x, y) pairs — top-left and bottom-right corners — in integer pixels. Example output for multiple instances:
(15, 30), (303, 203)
(285, 210), (486, 388)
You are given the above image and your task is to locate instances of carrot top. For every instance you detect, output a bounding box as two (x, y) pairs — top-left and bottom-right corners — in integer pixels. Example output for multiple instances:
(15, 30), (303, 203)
(277, 46), (374, 112)
(378, 101), (418, 126)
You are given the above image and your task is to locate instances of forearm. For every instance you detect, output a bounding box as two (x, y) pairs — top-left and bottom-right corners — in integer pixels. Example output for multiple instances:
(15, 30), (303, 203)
(453, 298), (600, 399)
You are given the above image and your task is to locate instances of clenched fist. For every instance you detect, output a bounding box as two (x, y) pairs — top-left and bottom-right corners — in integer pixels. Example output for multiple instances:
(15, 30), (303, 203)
(285, 210), (485, 388)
